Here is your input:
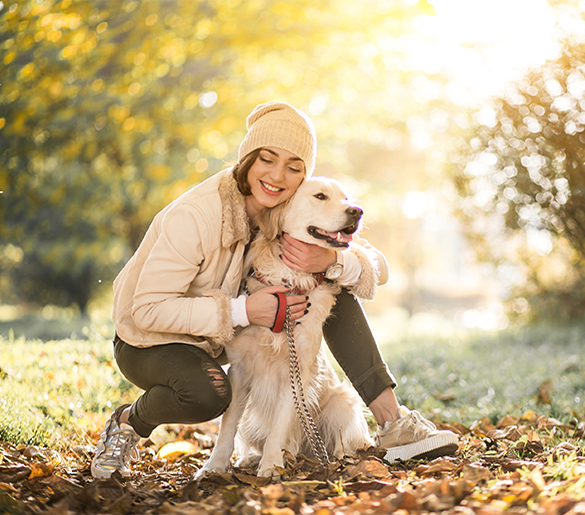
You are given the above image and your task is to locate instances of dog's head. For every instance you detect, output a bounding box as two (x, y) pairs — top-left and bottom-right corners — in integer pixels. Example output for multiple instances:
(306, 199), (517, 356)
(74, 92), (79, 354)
(258, 176), (363, 249)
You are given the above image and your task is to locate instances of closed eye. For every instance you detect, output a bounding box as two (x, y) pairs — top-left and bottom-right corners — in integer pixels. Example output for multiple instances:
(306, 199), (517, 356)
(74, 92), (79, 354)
(313, 193), (328, 200)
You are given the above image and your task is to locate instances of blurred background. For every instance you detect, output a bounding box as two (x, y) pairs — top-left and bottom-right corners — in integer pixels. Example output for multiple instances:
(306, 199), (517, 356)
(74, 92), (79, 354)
(2, 0), (585, 335)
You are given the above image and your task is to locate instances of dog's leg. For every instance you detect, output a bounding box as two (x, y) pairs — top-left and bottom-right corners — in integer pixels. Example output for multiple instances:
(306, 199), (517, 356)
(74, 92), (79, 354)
(196, 365), (249, 478)
(256, 390), (296, 478)
(317, 359), (374, 459)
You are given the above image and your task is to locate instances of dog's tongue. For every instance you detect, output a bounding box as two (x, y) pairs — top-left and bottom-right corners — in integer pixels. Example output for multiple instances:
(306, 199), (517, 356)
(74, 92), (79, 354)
(319, 229), (353, 244)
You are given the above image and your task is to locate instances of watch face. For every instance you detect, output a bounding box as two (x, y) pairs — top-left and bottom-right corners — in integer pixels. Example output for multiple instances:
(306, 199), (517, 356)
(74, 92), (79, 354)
(326, 265), (343, 279)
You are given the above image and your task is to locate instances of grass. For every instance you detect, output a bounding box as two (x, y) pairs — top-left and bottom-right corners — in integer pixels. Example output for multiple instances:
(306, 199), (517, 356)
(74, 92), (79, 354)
(0, 306), (584, 449)
(372, 311), (585, 427)
(0, 316), (138, 448)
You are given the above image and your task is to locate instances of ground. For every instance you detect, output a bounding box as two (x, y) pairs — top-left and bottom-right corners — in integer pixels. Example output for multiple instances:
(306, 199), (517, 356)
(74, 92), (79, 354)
(1, 413), (584, 514)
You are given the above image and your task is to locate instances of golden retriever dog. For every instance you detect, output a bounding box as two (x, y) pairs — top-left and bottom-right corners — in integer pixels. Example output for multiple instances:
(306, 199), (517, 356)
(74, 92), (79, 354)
(198, 177), (374, 479)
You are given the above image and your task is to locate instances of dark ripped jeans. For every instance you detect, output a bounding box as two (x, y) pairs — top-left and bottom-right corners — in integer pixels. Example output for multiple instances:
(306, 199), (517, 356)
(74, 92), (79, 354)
(114, 288), (396, 438)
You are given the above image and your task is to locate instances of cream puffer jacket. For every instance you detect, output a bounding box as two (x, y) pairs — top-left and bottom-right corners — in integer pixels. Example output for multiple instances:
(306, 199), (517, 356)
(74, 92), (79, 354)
(112, 169), (388, 358)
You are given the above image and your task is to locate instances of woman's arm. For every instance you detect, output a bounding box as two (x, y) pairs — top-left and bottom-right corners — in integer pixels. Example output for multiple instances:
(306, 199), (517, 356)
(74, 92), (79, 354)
(280, 232), (388, 300)
(131, 205), (230, 339)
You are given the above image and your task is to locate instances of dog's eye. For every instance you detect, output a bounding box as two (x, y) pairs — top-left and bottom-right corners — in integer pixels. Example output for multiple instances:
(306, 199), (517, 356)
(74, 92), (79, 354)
(313, 193), (328, 201)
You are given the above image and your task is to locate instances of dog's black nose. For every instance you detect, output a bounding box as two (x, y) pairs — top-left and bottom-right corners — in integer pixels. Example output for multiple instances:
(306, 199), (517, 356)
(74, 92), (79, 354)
(346, 207), (363, 218)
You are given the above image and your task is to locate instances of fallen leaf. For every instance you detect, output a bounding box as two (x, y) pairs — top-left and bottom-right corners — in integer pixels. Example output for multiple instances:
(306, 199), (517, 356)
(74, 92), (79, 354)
(513, 430), (544, 456)
(496, 415), (519, 428)
(344, 480), (396, 493)
(157, 441), (199, 460)
(419, 458), (458, 476)
(29, 463), (53, 479)
(461, 464), (493, 484)
(471, 417), (495, 437)
(487, 425), (523, 442)
(520, 410), (539, 423)
(0, 465), (31, 483)
(220, 485), (240, 505)
(0, 482), (18, 493)
(345, 458), (391, 480)
(235, 473), (271, 487)
(437, 421), (470, 435)
(537, 380), (554, 405)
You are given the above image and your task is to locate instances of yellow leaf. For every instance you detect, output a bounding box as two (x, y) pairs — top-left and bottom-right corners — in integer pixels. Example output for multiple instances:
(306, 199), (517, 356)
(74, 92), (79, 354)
(520, 410), (539, 422)
(157, 440), (198, 460)
(29, 463), (53, 479)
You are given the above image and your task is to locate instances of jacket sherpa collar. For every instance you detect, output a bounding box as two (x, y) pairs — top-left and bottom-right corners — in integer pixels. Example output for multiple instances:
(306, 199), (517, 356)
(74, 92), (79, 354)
(218, 169), (250, 249)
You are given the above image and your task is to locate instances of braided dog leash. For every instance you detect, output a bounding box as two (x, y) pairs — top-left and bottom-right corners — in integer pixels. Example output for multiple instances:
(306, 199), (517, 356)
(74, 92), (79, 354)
(282, 300), (330, 468)
(244, 281), (330, 467)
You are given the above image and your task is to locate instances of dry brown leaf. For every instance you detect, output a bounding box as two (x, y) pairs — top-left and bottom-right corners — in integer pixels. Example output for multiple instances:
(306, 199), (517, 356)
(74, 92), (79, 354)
(419, 458), (458, 476)
(537, 380), (554, 405)
(345, 458), (391, 480)
(0, 465), (31, 483)
(487, 425), (523, 442)
(235, 473), (271, 487)
(0, 482), (19, 493)
(344, 480), (396, 493)
(471, 417), (496, 437)
(461, 464), (493, 485)
(496, 415), (519, 428)
(438, 421), (470, 435)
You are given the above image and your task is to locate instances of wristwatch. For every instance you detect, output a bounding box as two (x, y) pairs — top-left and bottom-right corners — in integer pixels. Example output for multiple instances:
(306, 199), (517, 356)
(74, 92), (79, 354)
(325, 251), (344, 280)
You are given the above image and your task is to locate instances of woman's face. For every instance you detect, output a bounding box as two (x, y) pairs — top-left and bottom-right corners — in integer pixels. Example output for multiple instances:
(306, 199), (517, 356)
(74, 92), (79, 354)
(245, 147), (305, 219)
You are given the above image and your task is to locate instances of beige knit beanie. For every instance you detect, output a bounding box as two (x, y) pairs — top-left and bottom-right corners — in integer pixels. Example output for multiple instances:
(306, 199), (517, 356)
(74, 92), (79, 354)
(238, 101), (317, 177)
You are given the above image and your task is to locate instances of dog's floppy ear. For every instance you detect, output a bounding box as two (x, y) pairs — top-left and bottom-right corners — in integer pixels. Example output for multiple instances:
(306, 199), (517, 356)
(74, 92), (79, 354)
(256, 201), (289, 241)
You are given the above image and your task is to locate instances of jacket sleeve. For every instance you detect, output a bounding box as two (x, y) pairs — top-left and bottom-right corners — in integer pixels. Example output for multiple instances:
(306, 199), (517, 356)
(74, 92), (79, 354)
(130, 204), (234, 345)
(345, 237), (389, 301)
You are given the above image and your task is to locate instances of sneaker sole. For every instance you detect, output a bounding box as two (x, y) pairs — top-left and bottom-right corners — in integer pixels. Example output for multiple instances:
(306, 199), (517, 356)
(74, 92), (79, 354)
(91, 461), (132, 479)
(383, 433), (459, 463)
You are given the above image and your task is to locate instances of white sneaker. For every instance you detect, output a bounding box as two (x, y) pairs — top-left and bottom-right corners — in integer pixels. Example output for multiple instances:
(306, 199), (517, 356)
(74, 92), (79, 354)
(377, 406), (459, 463)
(91, 404), (140, 479)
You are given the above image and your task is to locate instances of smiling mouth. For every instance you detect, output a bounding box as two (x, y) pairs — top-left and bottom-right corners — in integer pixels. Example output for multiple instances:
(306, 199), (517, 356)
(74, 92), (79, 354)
(261, 181), (283, 193)
(308, 224), (359, 248)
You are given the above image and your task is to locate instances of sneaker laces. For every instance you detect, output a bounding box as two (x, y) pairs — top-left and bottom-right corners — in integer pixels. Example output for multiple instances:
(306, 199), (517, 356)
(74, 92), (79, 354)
(95, 423), (140, 469)
(408, 410), (437, 439)
(376, 407), (440, 444)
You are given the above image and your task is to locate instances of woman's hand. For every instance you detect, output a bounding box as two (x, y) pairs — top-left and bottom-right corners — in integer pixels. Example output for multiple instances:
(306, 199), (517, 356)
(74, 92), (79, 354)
(280, 233), (336, 273)
(245, 285), (310, 327)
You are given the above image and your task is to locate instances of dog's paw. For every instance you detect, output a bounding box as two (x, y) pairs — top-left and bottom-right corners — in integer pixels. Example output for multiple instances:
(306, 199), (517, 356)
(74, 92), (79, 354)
(235, 454), (261, 469)
(195, 461), (229, 480)
(257, 465), (281, 480)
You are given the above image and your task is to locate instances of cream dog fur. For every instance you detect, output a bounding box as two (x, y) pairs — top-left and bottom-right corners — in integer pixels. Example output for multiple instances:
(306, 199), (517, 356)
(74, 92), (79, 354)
(198, 177), (374, 479)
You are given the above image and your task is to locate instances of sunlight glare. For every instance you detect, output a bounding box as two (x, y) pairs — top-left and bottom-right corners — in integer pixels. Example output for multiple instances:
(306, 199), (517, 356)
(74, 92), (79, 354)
(411, 0), (560, 103)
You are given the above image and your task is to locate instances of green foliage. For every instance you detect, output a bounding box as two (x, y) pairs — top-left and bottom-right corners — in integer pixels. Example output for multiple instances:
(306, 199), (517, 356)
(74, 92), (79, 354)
(0, 0), (442, 310)
(452, 36), (585, 321)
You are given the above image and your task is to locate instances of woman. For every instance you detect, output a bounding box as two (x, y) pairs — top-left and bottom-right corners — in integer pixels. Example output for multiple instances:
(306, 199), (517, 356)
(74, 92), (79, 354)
(91, 102), (457, 479)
